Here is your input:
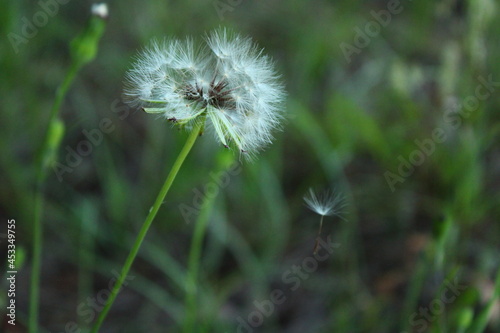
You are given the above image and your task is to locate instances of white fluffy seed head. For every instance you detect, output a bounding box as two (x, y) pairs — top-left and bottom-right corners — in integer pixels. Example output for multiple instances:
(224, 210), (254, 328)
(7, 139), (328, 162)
(124, 28), (286, 158)
(303, 188), (345, 217)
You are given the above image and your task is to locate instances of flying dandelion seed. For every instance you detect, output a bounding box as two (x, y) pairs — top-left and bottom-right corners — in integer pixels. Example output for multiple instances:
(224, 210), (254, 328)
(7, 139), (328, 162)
(124, 28), (286, 158)
(303, 188), (345, 254)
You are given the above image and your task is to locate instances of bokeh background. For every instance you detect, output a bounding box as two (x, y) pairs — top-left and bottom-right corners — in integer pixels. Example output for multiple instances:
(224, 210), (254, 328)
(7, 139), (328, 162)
(1, 0), (500, 332)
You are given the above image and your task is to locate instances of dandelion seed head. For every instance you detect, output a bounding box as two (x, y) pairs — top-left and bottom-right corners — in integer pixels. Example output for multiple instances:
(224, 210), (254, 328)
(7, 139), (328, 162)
(303, 188), (345, 217)
(124, 28), (285, 158)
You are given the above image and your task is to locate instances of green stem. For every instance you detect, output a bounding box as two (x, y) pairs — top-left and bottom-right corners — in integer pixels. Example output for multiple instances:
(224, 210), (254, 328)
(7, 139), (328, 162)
(30, 12), (106, 331)
(183, 154), (234, 332)
(90, 120), (204, 333)
(182, 191), (213, 333)
(30, 187), (43, 333)
(184, 153), (234, 333)
(29, 63), (79, 333)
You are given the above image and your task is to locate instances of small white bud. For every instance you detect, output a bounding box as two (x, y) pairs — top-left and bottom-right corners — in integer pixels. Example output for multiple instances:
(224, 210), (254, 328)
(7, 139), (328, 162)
(91, 3), (109, 19)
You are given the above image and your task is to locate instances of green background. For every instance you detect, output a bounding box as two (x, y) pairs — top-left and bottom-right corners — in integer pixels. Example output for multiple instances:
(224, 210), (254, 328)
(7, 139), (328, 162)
(1, 0), (499, 332)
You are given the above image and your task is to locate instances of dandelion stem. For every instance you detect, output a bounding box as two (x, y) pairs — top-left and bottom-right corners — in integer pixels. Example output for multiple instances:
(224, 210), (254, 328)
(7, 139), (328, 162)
(313, 215), (325, 254)
(183, 153), (234, 332)
(30, 62), (81, 333)
(318, 214), (325, 237)
(29, 11), (106, 332)
(183, 188), (215, 333)
(30, 188), (43, 333)
(90, 118), (205, 333)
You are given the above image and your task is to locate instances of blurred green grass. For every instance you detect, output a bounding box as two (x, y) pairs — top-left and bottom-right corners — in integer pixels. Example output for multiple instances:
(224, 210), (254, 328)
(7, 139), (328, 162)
(1, 0), (499, 332)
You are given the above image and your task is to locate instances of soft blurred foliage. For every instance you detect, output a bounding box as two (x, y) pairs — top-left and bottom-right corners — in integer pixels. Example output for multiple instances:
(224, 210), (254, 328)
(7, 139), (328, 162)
(1, 0), (499, 332)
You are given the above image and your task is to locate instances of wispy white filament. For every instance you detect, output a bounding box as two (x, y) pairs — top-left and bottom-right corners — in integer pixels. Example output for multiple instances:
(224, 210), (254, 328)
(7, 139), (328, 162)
(303, 188), (345, 217)
(124, 28), (285, 157)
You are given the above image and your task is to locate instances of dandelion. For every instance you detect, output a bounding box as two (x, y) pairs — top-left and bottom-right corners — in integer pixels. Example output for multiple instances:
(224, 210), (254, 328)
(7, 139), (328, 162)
(124, 28), (285, 157)
(91, 29), (285, 332)
(303, 188), (345, 254)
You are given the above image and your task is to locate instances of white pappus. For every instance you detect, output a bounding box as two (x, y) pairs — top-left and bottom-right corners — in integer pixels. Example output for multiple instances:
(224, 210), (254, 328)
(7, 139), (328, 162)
(124, 28), (286, 158)
(303, 188), (345, 254)
(303, 188), (345, 218)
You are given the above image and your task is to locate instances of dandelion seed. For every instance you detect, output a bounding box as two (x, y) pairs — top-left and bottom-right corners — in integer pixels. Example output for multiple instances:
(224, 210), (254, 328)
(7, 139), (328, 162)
(303, 188), (344, 217)
(124, 28), (285, 158)
(303, 188), (345, 254)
